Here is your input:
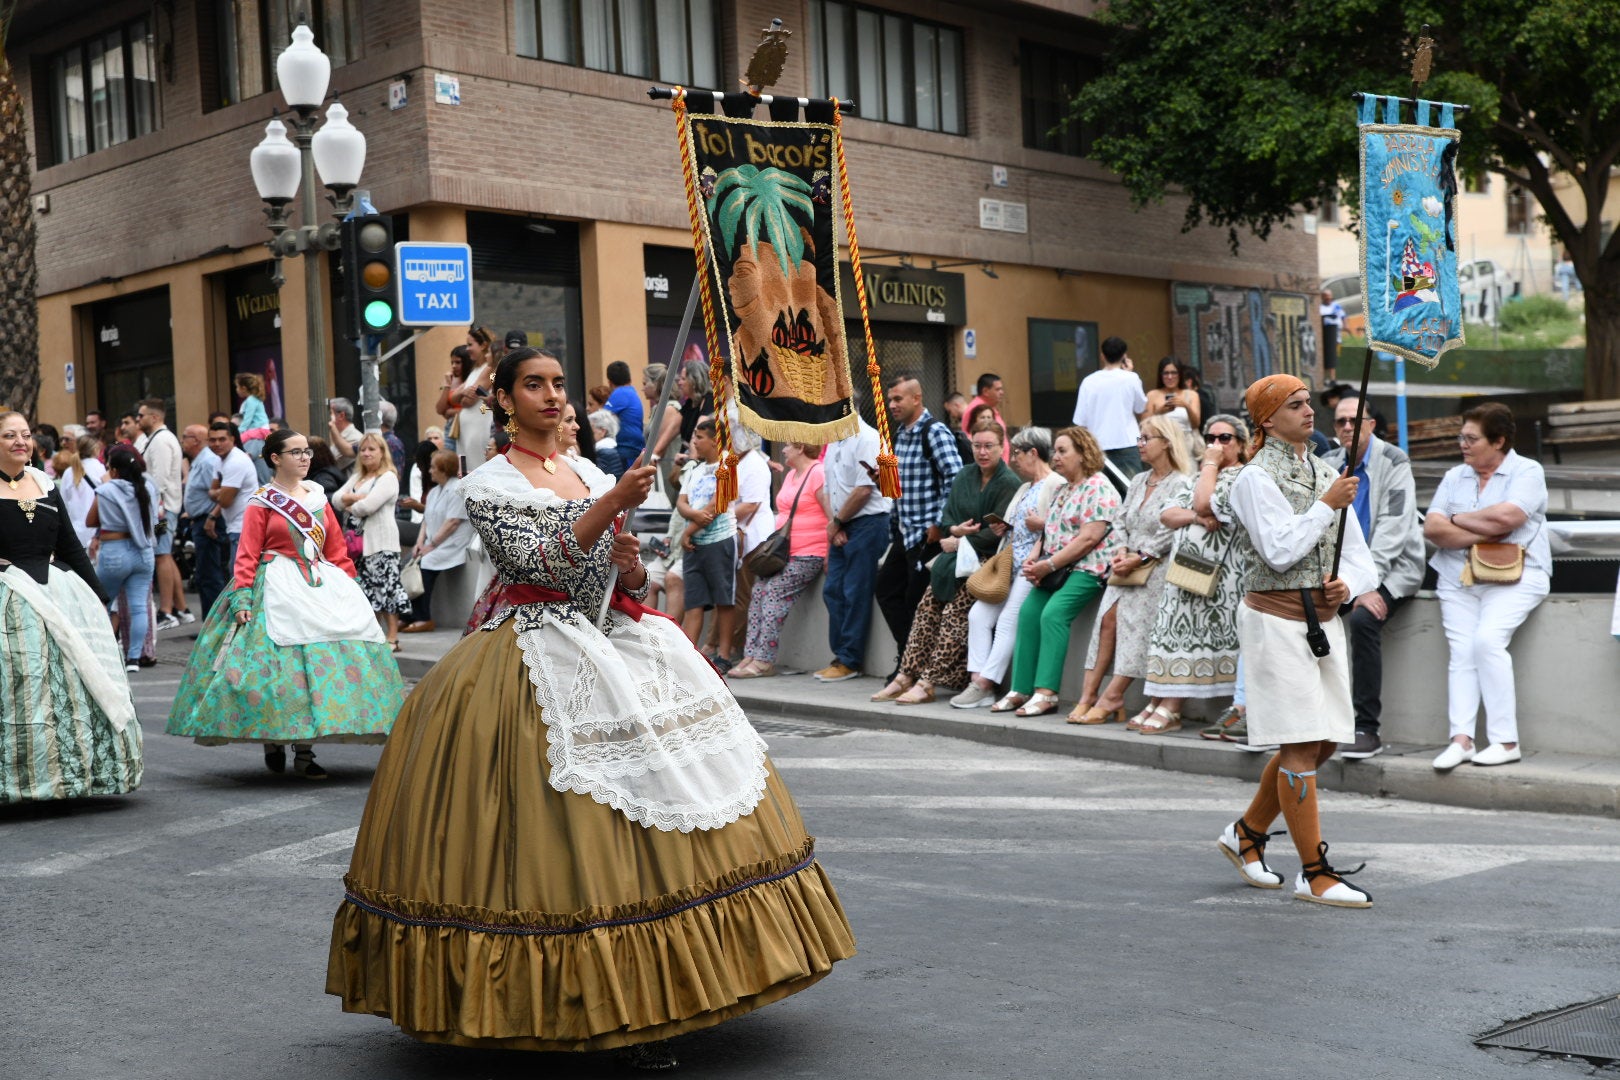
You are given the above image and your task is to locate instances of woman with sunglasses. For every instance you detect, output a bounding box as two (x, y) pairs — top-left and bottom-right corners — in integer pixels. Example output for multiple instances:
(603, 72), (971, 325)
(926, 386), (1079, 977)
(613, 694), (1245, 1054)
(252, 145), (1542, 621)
(167, 429), (405, 778)
(1071, 415), (1192, 726)
(1144, 415), (1251, 738)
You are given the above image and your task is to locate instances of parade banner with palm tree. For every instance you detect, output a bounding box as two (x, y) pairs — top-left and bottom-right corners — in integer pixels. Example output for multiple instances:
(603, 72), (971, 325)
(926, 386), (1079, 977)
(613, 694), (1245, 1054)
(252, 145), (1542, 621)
(683, 111), (859, 444)
(1357, 93), (1464, 368)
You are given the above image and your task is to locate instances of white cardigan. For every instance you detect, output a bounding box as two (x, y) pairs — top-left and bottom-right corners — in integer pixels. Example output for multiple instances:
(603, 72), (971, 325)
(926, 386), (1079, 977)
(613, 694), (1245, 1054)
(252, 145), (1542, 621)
(333, 470), (401, 556)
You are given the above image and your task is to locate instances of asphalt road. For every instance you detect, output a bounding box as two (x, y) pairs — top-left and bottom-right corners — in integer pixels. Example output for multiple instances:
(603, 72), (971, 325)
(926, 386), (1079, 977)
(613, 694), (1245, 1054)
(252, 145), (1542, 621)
(5, 658), (1620, 1079)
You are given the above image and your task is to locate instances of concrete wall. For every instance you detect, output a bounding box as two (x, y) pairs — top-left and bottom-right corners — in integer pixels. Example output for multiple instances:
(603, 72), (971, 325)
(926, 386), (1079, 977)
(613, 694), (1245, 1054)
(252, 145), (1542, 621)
(763, 579), (1620, 759)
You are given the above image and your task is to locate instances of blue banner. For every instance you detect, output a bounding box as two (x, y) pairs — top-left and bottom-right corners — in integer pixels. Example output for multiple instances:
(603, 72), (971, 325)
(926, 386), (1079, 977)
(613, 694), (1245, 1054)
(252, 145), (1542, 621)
(1357, 95), (1464, 368)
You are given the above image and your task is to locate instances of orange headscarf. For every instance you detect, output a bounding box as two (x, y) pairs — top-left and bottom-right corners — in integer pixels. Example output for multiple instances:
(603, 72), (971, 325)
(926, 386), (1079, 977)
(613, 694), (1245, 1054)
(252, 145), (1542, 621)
(1244, 374), (1309, 447)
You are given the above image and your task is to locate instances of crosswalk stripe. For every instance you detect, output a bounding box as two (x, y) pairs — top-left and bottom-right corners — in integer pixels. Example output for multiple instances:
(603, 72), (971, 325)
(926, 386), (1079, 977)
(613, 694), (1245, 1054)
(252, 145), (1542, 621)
(0, 795), (326, 878)
(192, 827), (357, 878)
(799, 794), (1490, 814)
(773, 757), (1128, 773)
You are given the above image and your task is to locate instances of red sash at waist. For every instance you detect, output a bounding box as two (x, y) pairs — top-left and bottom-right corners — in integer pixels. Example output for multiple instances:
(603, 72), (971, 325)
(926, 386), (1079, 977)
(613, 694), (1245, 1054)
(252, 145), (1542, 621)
(504, 583), (676, 624)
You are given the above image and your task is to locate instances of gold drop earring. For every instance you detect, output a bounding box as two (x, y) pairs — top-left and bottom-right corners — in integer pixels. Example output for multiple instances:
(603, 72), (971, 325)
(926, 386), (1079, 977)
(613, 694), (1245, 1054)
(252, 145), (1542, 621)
(503, 415), (519, 439)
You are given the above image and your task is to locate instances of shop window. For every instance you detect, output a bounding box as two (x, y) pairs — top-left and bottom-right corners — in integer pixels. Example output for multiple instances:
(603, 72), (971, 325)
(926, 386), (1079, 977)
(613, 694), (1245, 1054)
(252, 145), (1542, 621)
(1506, 185), (1532, 235)
(46, 18), (159, 164)
(200, 0), (362, 112)
(514, 0), (721, 89)
(89, 287), (174, 421)
(808, 1), (964, 134)
(1020, 40), (1102, 157)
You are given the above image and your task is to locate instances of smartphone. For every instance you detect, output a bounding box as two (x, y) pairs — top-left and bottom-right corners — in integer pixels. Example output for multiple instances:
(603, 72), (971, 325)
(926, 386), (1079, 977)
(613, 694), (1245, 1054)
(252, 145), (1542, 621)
(981, 513), (1006, 527)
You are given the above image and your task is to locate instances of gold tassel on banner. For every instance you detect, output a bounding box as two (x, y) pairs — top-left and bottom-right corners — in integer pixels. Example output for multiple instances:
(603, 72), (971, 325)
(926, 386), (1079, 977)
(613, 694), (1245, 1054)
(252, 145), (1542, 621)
(673, 87), (737, 512)
(833, 99), (901, 500)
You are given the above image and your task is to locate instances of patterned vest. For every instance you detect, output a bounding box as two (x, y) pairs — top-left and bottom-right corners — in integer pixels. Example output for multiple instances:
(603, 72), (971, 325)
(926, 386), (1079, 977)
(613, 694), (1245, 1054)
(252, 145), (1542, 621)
(1234, 439), (1336, 593)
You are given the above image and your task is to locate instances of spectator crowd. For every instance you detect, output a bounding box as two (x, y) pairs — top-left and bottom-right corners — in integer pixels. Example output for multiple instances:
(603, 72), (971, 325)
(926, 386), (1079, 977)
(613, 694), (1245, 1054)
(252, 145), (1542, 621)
(14, 329), (1553, 770)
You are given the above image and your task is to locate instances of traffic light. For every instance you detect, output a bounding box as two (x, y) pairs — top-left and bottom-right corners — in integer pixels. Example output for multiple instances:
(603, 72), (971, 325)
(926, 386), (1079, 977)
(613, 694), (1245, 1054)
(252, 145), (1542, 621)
(341, 211), (398, 338)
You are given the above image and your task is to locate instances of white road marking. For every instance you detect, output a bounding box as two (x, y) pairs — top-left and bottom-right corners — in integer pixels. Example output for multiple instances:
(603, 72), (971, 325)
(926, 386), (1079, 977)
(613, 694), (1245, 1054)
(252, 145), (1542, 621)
(830, 866), (1125, 912)
(799, 794), (1491, 815)
(191, 827), (357, 878)
(1, 795), (326, 877)
(772, 757), (1130, 773)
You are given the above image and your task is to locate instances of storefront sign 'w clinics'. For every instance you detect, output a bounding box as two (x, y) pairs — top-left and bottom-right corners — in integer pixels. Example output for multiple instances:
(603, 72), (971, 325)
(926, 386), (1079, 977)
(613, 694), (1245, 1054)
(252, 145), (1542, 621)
(685, 111), (859, 444)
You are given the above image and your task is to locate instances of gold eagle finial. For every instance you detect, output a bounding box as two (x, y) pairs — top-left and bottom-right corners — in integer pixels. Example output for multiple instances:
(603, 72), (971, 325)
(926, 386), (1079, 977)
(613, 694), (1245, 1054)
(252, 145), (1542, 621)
(742, 19), (791, 94)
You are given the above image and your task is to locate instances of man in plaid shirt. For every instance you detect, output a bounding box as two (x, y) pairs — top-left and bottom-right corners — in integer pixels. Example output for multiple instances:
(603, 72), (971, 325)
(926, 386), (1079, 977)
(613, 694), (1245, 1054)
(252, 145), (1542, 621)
(875, 377), (964, 665)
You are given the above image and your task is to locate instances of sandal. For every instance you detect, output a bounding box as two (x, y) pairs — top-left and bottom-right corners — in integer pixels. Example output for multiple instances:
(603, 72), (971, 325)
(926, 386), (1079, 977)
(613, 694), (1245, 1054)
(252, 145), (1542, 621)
(1296, 841), (1373, 908)
(1068, 705), (1125, 725)
(728, 659), (762, 678)
(990, 692), (1028, 713)
(1217, 819), (1286, 889)
(871, 675), (914, 702)
(894, 681), (935, 706)
(1125, 705), (1156, 732)
(389, 640), (401, 652)
(1138, 706), (1182, 735)
(1014, 692), (1060, 717)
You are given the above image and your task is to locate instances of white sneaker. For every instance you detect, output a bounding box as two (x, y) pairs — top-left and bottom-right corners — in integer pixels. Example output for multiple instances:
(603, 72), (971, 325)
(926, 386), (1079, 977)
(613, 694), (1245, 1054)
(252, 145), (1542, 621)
(1432, 742), (1475, 771)
(1471, 743), (1522, 766)
(154, 612), (180, 631)
(949, 684), (995, 709)
(125, 661), (139, 673)
(1216, 821), (1283, 889)
(177, 610), (196, 625)
(1293, 871), (1373, 908)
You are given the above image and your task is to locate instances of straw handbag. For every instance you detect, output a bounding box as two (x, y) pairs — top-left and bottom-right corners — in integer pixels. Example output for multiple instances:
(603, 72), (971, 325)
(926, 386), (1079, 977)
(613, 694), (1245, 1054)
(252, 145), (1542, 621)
(1461, 542), (1523, 585)
(965, 545), (1014, 604)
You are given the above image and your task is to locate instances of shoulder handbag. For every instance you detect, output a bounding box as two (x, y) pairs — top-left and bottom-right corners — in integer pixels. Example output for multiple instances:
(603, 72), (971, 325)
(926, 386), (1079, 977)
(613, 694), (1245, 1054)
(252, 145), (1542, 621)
(1109, 554), (1158, 587)
(1165, 533), (1233, 598)
(1462, 542), (1524, 585)
(400, 557), (425, 599)
(745, 465), (816, 579)
(965, 545), (1014, 604)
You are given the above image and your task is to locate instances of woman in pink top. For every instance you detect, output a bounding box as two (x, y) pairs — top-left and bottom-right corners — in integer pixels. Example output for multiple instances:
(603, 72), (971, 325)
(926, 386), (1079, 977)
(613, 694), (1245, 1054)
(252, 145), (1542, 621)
(730, 442), (829, 678)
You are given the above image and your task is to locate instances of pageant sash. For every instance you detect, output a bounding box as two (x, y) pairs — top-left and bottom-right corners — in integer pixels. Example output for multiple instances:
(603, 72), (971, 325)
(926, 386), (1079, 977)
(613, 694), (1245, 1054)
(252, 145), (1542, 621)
(250, 486), (328, 566)
(1357, 94), (1465, 367)
(683, 108), (859, 444)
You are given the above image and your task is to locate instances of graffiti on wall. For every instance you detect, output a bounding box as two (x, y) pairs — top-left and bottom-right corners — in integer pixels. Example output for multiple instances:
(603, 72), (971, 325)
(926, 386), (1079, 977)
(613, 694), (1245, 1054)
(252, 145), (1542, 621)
(1170, 284), (1319, 401)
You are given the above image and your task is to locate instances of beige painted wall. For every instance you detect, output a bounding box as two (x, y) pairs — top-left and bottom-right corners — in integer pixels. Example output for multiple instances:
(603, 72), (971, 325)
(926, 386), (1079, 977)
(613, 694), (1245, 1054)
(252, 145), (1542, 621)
(958, 263), (1167, 425)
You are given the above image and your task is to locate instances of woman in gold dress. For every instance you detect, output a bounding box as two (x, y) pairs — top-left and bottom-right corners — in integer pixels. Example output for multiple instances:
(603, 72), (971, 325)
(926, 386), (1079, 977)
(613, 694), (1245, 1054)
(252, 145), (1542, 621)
(327, 348), (854, 1061)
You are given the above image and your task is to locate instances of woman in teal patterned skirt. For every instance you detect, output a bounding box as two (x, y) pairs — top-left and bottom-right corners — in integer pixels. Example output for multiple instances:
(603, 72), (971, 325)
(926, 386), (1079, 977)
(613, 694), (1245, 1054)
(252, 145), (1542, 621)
(167, 429), (404, 778)
(0, 412), (142, 803)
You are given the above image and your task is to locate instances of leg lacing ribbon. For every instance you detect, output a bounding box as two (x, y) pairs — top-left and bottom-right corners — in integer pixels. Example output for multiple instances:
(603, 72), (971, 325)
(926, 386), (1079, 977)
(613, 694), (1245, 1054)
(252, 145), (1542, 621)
(1280, 767), (1317, 803)
(1234, 817), (1286, 861)
(1299, 841), (1367, 887)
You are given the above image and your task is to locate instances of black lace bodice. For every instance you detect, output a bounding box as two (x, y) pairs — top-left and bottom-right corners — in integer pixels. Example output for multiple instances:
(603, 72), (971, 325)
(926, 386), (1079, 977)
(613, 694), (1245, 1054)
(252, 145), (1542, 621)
(0, 487), (108, 601)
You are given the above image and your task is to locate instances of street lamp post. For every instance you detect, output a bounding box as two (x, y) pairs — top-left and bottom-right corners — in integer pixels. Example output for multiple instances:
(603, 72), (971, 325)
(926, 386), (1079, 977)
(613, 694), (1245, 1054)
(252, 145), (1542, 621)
(247, 19), (367, 437)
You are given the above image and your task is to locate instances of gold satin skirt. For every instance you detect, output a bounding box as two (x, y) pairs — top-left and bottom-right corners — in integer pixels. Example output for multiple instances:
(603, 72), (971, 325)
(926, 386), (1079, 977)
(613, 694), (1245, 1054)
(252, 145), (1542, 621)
(325, 625), (856, 1052)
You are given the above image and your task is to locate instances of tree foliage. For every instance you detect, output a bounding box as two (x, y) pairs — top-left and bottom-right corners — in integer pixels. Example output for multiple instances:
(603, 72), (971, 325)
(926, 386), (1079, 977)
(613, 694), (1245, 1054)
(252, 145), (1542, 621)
(0, 0), (42, 420)
(1072, 0), (1620, 395)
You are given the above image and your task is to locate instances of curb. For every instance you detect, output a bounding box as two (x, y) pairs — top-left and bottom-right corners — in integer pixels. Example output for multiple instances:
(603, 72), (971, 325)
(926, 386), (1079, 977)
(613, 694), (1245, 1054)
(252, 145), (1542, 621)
(729, 680), (1620, 820)
(157, 635), (1620, 820)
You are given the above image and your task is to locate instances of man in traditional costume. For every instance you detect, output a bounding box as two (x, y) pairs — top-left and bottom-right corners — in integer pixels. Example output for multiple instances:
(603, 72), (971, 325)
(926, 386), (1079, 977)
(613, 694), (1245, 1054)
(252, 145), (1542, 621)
(1212, 375), (1379, 908)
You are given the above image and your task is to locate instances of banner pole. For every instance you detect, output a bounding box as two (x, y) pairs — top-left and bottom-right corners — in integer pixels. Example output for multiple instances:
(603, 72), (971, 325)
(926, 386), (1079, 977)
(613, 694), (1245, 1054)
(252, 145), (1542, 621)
(1332, 26), (1435, 581)
(596, 276), (703, 631)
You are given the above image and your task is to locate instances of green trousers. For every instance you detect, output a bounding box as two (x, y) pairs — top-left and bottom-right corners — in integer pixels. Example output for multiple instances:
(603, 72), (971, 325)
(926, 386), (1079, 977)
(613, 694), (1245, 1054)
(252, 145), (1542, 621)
(1010, 571), (1105, 695)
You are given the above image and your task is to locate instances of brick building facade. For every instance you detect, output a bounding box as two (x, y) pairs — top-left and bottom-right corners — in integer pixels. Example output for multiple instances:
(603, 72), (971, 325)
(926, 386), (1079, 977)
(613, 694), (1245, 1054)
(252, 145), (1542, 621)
(10, 0), (1319, 441)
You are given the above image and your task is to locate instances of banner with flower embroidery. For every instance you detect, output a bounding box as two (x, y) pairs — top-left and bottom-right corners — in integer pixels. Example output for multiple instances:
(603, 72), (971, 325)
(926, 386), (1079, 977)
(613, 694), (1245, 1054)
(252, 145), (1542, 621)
(684, 109), (859, 443)
(1357, 94), (1465, 367)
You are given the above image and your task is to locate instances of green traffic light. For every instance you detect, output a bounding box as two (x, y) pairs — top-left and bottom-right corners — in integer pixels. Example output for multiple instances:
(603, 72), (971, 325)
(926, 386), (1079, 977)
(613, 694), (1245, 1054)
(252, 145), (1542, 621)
(363, 300), (394, 329)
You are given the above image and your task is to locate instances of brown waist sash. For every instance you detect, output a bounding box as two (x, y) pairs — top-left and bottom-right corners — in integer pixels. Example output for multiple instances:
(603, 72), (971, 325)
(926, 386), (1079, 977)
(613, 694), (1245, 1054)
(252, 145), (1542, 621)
(1244, 588), (1330, 623)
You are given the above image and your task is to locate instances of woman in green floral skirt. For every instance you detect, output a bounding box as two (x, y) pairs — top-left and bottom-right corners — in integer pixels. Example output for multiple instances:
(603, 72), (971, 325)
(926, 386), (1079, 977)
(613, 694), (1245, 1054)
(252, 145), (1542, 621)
(166, 429), (404, 778)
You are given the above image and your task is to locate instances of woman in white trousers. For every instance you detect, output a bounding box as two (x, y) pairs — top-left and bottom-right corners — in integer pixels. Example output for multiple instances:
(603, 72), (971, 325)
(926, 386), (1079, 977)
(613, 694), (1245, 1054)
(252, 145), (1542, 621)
(1422, 402), (1550, 769)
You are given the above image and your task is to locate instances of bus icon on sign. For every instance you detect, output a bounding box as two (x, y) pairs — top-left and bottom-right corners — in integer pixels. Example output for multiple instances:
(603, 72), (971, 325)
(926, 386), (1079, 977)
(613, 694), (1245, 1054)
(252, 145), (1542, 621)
(403, 258), (467, 284)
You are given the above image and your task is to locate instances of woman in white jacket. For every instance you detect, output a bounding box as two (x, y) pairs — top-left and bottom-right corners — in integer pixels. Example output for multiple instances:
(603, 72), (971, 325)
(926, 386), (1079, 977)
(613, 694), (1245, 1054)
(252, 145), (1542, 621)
(334, 433), (409, 650)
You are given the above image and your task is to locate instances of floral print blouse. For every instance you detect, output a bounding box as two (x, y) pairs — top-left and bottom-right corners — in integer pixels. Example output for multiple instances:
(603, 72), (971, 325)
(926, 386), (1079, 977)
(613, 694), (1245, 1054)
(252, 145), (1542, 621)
(1042, 473), (1123, 578)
